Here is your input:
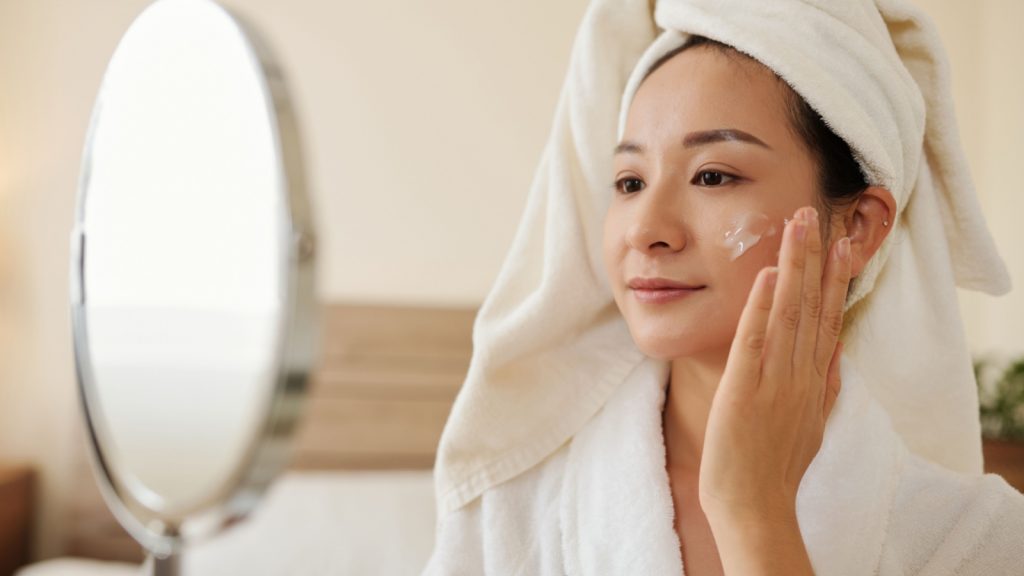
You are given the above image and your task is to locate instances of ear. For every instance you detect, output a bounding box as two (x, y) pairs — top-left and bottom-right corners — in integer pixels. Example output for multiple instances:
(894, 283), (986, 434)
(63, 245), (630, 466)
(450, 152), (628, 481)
(836, 186), (897, 278)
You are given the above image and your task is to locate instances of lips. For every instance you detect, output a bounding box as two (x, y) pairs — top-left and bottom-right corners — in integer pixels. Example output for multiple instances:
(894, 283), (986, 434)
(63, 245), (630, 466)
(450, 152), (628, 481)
(627, 277), (705, 290)
(628, 277), (705, 304)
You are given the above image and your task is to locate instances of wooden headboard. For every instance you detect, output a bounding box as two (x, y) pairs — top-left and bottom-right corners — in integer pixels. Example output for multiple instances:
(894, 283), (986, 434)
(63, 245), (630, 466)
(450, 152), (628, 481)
(64, 303), (475, 562)
(290, 303), (474, 470)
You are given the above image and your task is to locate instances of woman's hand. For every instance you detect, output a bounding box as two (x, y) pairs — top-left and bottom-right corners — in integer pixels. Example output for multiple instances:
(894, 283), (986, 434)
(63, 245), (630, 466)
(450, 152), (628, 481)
(699, 205), (852, 525)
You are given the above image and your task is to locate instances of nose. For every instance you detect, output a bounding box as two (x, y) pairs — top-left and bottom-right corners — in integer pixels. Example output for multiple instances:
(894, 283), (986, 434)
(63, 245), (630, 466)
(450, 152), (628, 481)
(625, 185), (689, 255)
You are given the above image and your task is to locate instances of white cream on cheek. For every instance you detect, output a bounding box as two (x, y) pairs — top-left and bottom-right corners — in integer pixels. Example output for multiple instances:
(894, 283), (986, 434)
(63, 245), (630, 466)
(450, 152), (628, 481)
(720, 211), (791, 261)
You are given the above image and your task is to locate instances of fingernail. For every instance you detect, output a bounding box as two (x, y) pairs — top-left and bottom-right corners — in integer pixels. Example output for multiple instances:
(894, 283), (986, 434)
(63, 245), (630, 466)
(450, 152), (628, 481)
(767, 267), (779, 288)
(838, 237), (850, 259)
(794, 220), (806, 241)
(805, 207), (818, 224)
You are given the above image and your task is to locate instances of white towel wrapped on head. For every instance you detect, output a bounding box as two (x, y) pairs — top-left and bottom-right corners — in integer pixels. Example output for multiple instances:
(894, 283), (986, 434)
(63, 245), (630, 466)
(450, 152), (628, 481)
(425, 0), (1024, 573)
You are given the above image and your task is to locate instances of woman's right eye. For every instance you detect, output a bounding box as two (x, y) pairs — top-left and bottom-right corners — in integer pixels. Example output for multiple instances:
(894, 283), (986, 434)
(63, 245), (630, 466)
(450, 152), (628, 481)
(614, 177), (645, 195)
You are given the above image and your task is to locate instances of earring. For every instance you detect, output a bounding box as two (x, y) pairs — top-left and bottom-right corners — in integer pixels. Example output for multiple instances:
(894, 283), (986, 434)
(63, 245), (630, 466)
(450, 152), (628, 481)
(883, 219), (889, 227)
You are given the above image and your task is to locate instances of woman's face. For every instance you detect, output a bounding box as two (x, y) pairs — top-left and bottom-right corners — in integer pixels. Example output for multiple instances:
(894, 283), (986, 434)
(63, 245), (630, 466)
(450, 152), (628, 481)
(603, 46), (821, 361)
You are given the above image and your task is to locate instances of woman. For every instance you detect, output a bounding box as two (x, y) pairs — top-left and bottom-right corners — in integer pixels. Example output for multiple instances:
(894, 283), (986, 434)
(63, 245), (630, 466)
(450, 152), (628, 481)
(604, 34), (890, 574)
(425, 1), (1024, 574)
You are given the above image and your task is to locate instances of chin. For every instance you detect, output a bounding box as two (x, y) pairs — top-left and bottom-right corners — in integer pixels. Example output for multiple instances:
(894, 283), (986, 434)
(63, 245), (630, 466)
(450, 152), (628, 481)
(625, 320), (707, 361)
(613, 292), (729, 360)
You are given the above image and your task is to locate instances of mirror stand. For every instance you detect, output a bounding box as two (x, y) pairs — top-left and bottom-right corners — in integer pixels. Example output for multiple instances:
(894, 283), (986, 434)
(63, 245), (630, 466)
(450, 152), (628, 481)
(152, 553), (181, 576)
(141, 524), (182, 576)
(141, 551), (181, 576)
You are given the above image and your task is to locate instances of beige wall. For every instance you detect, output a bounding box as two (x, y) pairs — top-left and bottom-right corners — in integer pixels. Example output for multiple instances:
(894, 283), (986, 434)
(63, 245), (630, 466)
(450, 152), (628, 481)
(953, 0), (1024, 356)
(913, 0), (1024, 356)
(0, 0), (1020, 560)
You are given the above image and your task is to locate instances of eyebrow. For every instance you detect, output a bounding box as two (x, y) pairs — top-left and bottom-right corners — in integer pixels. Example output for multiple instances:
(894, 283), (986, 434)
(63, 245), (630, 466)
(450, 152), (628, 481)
(614, 129), (772, 155)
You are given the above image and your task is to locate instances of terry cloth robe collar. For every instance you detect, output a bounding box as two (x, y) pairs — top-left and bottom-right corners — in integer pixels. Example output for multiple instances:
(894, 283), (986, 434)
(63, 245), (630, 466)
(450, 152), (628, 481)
(560, 353), (904, 575)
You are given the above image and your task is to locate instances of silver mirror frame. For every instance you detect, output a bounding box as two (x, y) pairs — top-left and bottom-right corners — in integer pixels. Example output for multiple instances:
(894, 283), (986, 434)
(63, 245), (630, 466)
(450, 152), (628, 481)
(68, 0), (319, 560)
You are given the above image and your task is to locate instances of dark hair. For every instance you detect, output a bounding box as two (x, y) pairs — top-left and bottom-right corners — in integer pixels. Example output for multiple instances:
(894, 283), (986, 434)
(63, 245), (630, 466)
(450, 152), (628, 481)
(640, 35), (868, 226)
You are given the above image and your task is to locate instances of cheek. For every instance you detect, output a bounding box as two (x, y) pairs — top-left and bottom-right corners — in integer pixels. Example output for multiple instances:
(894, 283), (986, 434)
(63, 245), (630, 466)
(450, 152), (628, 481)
(718, 256), (771, 318)
(602, 210), (625, 292)
(711, 212), (786, 317)
(717, 210), (785, 263)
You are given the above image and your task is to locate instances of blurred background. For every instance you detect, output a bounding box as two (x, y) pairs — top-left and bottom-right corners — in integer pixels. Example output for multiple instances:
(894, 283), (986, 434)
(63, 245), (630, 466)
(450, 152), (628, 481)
(0, 0), (1021, 571)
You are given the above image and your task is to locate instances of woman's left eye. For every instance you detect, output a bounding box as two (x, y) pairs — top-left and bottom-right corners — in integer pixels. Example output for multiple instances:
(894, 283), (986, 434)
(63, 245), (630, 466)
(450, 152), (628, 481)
(692, 170), (737, 187)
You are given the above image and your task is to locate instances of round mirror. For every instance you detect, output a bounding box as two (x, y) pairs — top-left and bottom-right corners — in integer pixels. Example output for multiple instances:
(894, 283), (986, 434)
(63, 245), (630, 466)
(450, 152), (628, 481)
(68, 0), (318, 569)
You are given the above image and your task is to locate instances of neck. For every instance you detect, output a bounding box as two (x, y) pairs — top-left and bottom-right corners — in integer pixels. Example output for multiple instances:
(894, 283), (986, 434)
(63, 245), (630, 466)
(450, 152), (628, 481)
(663, 347), (729, 474)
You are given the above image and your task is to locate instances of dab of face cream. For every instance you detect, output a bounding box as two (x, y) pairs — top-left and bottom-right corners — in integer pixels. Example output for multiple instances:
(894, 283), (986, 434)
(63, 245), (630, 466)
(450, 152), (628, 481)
(721, 212), (779, 261)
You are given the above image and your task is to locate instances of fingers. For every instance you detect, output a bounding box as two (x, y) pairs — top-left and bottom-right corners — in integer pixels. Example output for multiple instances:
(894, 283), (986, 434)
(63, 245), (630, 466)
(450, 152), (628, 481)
(794, 207), (824, 379)
(763, 208), (808, 384)
(725, 265), (779, 393)
(816, 236), (852, 377)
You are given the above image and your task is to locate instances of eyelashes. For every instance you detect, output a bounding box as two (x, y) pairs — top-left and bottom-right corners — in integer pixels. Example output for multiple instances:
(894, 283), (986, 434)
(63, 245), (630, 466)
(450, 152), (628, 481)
(611, 169), (739, 195)
(694, 170), (736, 187)
(612, 176), (645, 195)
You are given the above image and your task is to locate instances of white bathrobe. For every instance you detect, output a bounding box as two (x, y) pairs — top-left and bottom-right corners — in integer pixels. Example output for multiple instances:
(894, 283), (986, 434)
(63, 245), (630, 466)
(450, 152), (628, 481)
(423, 354), (1024, 575)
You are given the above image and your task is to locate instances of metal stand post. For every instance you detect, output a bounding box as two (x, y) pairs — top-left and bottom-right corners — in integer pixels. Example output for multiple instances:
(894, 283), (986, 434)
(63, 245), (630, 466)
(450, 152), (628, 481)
(149, 552), (181, 576)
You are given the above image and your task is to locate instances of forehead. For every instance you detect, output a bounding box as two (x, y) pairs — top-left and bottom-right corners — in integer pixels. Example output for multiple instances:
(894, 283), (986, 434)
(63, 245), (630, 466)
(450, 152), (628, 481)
(624, 46), (793, 143)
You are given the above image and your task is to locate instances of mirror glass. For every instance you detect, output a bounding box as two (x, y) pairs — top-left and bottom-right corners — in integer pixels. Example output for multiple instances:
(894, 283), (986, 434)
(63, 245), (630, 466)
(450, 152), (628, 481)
(70, 0), (317, 562)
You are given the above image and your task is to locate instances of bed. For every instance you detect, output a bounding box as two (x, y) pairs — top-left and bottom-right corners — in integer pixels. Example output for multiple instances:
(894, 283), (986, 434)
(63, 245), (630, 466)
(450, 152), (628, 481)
(17, 303), (475, 576)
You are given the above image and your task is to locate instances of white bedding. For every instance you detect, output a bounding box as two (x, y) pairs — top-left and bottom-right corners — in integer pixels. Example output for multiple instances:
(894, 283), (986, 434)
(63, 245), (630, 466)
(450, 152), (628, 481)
(18, 470), (437, 576)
